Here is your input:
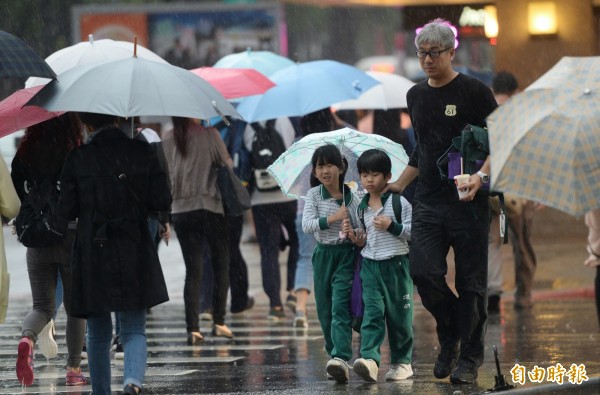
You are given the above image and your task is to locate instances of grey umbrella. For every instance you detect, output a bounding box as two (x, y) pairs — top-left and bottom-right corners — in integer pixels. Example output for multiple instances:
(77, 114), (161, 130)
(26, 55), (239, 121)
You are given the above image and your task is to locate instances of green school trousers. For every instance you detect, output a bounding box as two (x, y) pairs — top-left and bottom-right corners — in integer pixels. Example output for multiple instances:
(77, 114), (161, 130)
(312, 242), (355, 361)
(360, 255), (414, 365)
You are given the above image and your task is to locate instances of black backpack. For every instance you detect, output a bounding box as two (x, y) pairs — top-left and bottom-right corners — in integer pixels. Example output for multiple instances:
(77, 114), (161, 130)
(358, 193), (404, 230)
(250, 120), (286, 192)
(14, 179), (65, 248)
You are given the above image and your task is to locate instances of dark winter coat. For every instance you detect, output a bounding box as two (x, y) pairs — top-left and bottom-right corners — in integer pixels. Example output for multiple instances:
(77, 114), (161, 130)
(57, 127), (172, 318)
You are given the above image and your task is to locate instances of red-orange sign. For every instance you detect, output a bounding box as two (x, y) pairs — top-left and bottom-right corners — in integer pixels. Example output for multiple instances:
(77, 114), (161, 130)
(80, 13), (148, 47)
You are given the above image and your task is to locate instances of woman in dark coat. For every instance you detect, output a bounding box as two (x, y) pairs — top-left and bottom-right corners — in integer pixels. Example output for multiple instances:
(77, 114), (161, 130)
(57, 112), (172, 395)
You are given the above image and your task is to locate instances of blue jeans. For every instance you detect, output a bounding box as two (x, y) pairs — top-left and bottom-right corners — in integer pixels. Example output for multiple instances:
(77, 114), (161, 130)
(87, 309), (147, 395)
(252, 201), (298, 307)
(294, 212), (315, 292)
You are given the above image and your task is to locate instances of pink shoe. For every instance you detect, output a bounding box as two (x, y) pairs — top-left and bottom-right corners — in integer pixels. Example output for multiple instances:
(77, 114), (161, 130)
(66, 368), (88, 386)
(16, 337), (34, 386)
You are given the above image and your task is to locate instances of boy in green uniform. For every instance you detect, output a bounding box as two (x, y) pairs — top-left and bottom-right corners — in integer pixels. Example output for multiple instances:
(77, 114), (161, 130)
(344, 149), (414, 382)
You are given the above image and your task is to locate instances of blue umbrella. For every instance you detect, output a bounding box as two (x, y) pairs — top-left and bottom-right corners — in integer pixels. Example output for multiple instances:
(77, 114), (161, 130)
(235, 60), (380, 123)
(213, 48), (295, 77)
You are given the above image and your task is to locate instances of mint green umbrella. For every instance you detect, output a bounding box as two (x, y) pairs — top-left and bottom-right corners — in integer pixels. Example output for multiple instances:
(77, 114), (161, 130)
(267, 127), (409, 199)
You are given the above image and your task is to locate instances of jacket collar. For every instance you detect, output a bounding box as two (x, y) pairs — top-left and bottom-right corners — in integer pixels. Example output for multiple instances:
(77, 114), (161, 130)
(358, 190), (392, 210)
(320, 184), (353, 206)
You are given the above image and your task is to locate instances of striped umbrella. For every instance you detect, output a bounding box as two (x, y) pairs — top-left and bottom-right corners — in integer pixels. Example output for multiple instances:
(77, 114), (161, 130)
(488, 56), (600, 216)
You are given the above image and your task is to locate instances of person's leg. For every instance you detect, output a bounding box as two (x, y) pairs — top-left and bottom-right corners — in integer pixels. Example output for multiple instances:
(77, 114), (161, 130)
(487, 214), (503, 313)
(22, 249), (57, 341)
(383, 255), (414, 365)
(312, 244), (335, 356)
(59, 244), (86, 372)
(450, 200), (489, 382)
(279, 201), (299, 294)
(358, 258), (386, 366)
(293, 211), (315, 325)
(199, 238), (214, 317)
(252, 205), (284, 310)
(119, 309), (147, 391)
(410, 202), (458, 377)
(173, 220), (204, 334)
(511, 201), (537, 308)
(329, 245), (354, 362)
(227, 214), (251, 313)
(86, 313), (113, 395)
(204, 211), (230, 327)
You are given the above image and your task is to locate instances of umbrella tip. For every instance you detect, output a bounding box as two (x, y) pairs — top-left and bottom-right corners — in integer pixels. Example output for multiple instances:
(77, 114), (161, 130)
(353, 80), (362, 92)
(89, 34), (94, 44)
(584, 88), (591, 95)
(134, 36), (138, 58)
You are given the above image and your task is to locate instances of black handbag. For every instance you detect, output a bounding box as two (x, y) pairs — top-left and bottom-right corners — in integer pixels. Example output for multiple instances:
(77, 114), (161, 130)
(209, 131), (251, 217)
(214, 163), (251, 217)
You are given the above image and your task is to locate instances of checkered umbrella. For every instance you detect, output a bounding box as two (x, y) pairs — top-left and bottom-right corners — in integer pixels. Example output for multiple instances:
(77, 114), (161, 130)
(0, 30), (56, 79)
(487, 56), (600, 217)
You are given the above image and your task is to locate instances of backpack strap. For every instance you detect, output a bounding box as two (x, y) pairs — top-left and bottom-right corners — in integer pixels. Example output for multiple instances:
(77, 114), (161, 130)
(391, 193), (402, 224)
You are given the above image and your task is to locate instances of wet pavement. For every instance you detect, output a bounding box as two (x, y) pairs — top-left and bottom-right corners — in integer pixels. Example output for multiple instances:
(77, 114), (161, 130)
(1, 214), (599, 394)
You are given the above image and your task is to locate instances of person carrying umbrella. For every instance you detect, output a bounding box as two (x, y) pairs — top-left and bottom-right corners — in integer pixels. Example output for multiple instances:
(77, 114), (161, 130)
(387, 18), (498, 384)
(56, 112), (172, 395)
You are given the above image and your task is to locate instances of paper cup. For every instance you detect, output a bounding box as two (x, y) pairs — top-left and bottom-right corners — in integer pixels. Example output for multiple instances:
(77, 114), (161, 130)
(454, 174), (470, 199)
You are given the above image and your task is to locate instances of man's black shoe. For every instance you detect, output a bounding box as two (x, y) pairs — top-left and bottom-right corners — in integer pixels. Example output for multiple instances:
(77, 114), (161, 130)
(433, 343), (459, 379)
(450, 363), (478, 384)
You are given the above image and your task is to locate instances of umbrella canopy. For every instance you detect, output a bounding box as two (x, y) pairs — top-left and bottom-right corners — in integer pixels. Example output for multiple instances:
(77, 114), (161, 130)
(332, 71), (415, 110)
(25, 35), (167, 88)
(488, 56), (600, 216)
(0, 85), (63, 138)
(213, 48), (295, 77)
(25, 56), (239, 120)
(189, 67), (275, 99)
(267, 127), (409, 199)
(0, 30), (56, 79)
(235, 60), (380, 123)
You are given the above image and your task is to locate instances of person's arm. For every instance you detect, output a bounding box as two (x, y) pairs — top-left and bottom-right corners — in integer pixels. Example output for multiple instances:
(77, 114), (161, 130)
(584, 209), (600, 268)
(387, 165), (419, 193)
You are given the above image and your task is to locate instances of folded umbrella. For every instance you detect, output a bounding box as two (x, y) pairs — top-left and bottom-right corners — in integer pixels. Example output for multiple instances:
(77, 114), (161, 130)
(0, 30), (56, 79)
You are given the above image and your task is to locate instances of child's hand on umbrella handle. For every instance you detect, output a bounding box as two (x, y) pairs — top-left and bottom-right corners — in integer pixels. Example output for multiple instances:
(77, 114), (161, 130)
(348, 227), (366, 247)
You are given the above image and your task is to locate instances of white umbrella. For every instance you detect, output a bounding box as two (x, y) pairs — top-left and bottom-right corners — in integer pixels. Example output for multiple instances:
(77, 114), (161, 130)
(332, 71), (415, 110)
(25, 35), (167, 88)
(26, 56), (239, 120)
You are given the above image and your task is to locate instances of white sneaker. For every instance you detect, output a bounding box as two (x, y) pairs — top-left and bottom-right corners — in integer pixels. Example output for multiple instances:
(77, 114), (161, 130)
(38, 319), (58, 359)
(353, 358), (378, 382)
(326, 357), (351, 383)
(385, 363), (413, 381)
